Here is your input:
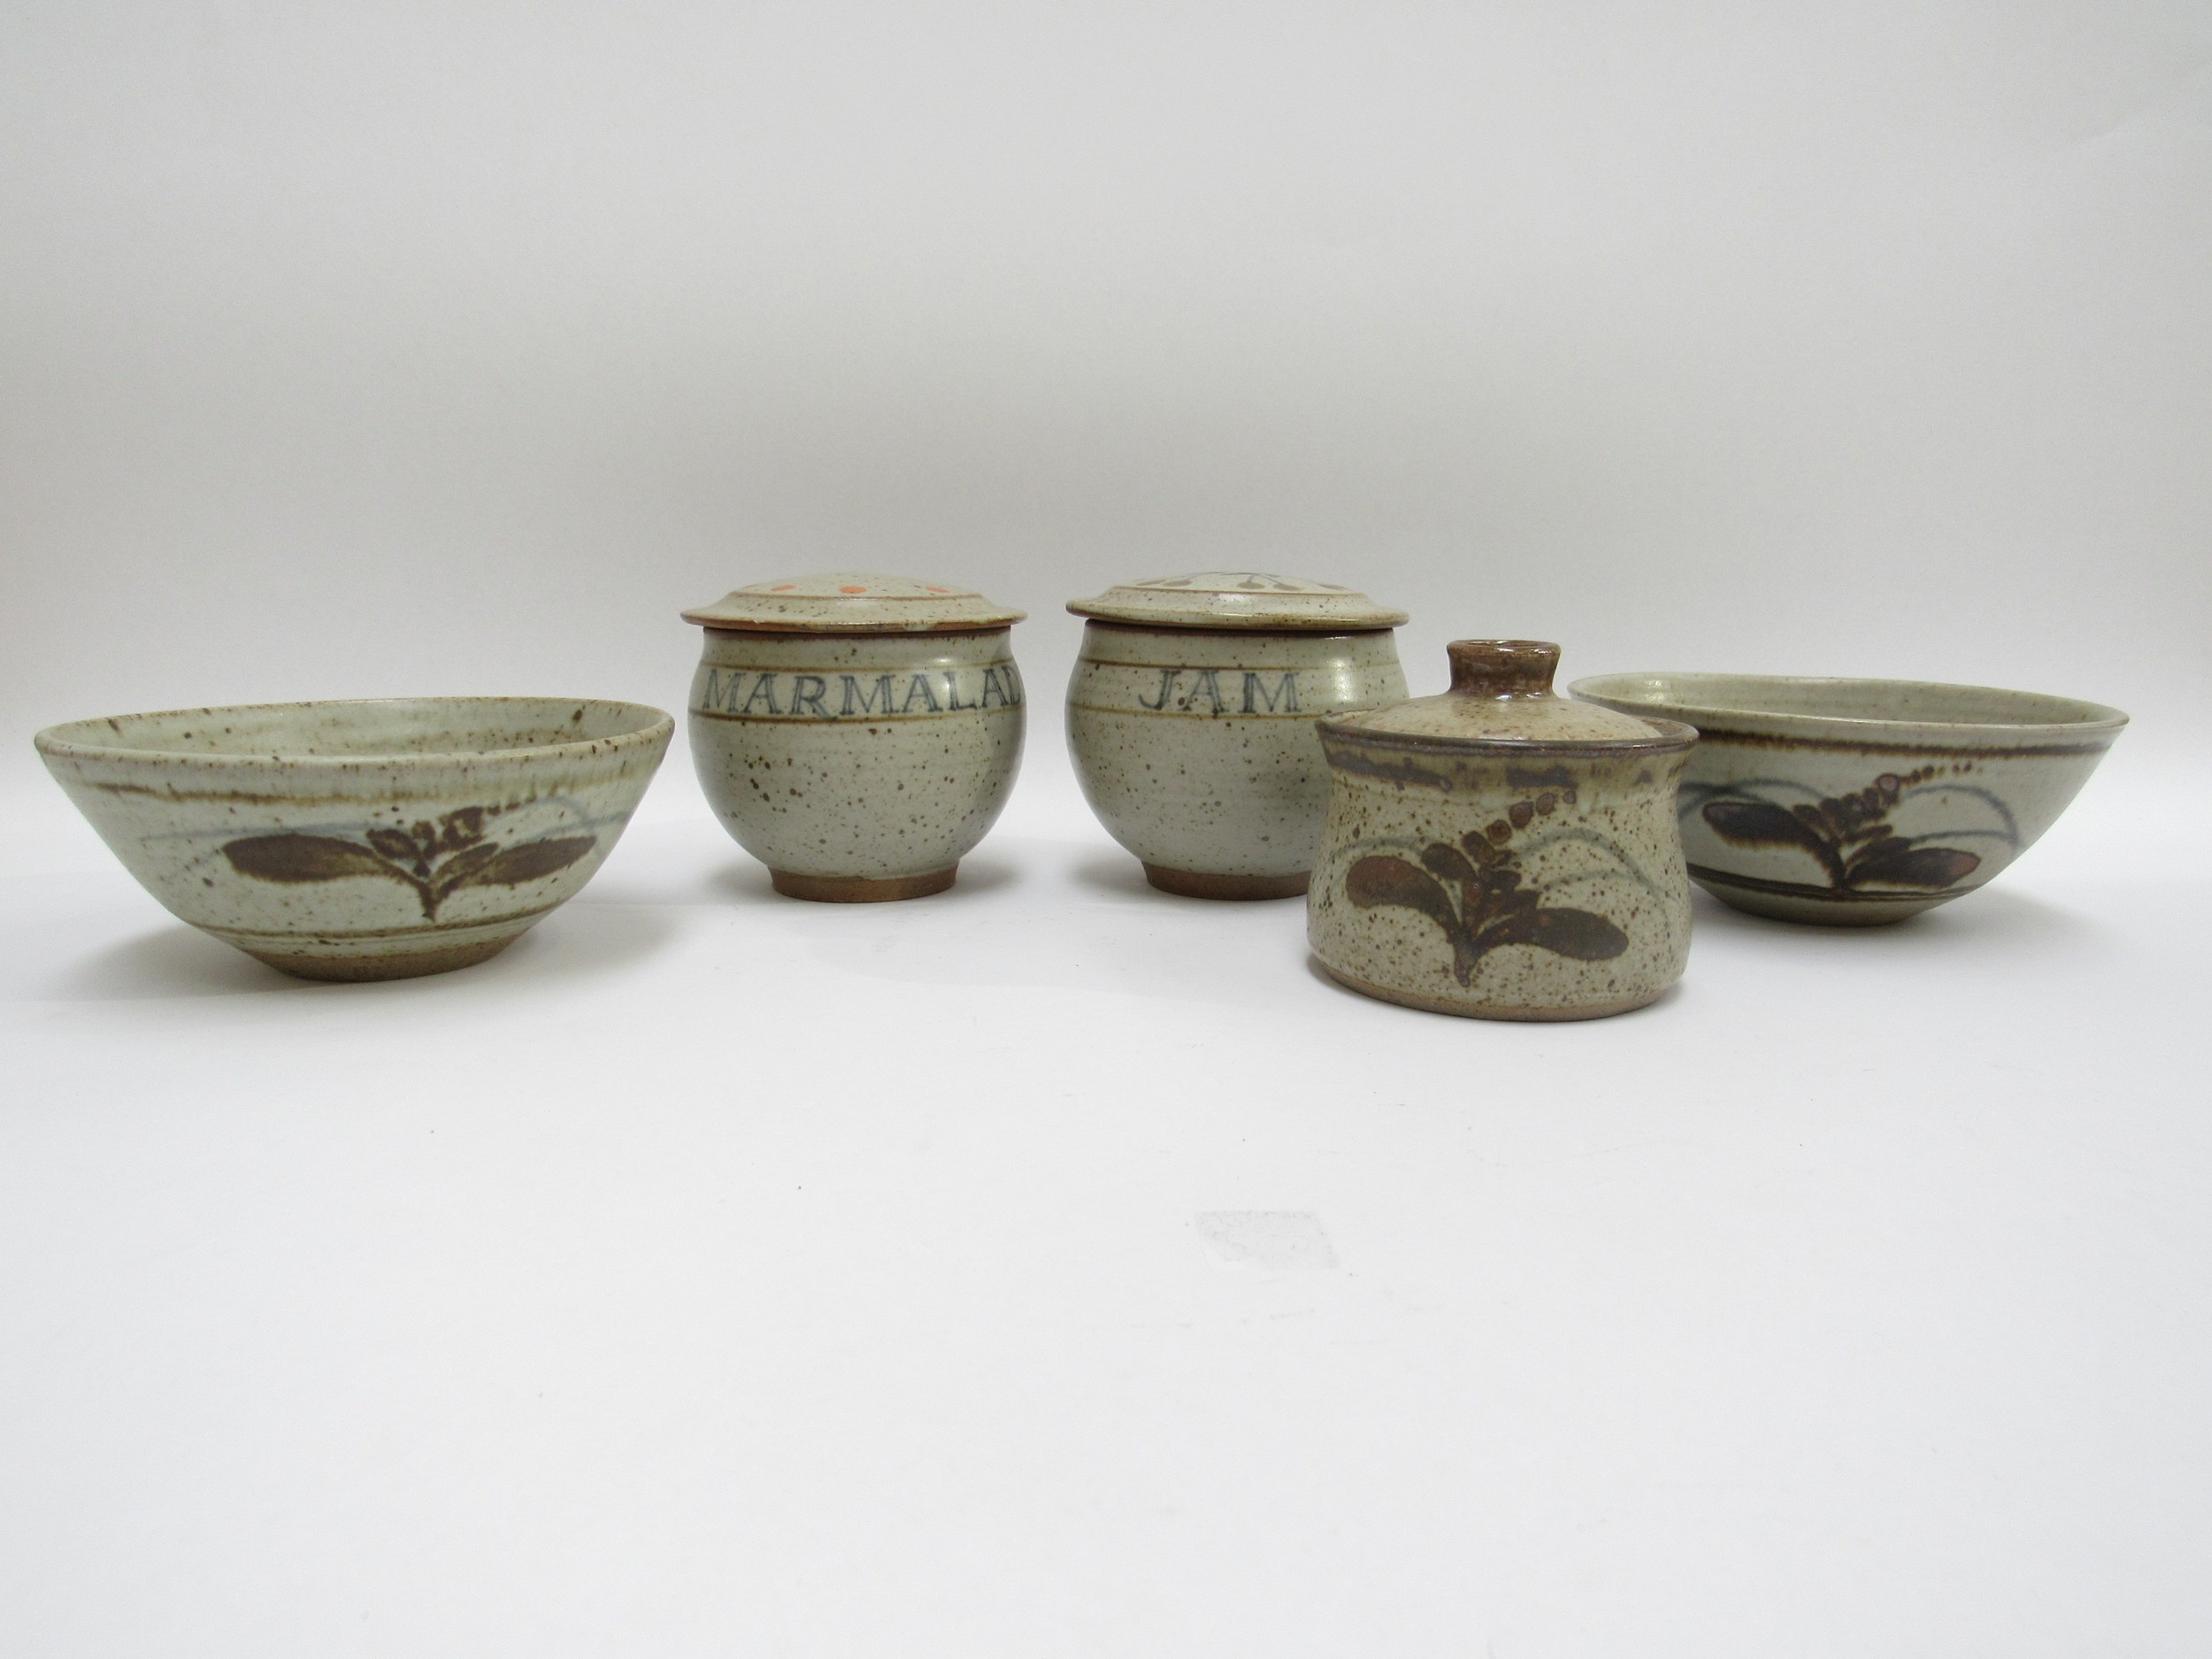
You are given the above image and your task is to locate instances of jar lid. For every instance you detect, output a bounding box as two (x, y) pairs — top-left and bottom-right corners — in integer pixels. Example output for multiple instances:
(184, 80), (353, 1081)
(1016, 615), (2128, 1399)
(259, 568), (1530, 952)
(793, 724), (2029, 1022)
(1067, 571), (1407, 631)
(1323, 641), (1694, 753)
(683, 572), (1025, 634)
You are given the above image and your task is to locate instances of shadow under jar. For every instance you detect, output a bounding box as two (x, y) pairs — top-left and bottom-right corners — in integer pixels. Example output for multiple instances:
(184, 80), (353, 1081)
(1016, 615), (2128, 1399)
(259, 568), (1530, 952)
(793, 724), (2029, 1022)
(1309, 641), (1698, 1020)
(684, 574), (1025, 902)
(1065, 572), (1408, 899)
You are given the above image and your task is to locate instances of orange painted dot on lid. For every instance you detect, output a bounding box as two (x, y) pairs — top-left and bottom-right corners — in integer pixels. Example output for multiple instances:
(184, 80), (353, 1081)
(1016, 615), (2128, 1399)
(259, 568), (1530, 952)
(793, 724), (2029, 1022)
(839, 585), (868, 594)
(772, 584), (795, 591)
(926, 586), (950, 593)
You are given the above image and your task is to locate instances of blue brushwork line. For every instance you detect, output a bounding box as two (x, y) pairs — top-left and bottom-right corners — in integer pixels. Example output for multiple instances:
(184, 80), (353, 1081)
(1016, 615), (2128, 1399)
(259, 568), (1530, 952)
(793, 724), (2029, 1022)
(1900, 782), (2020, 849)
(1515, 826), (1666, 899)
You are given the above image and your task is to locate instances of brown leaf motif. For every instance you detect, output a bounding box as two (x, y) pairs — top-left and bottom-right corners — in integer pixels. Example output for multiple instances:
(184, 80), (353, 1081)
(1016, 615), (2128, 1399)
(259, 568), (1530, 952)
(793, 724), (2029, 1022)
(221, 809), (596, 919)
(222, 834), (395, 884)
(1346, 787), (1628, 987)
(1701, 769), (1981, 893)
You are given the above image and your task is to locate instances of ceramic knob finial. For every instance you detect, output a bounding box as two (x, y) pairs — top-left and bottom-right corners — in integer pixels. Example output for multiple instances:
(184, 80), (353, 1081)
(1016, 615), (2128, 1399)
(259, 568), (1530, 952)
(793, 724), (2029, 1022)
(1448, 640), (1560, 697)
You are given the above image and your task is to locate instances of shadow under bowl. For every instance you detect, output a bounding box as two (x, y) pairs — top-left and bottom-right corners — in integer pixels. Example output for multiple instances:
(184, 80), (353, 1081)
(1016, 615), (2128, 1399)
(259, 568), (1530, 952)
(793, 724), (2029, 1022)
(1567, 671), (2126, 926)
(35, 695), (674, 979)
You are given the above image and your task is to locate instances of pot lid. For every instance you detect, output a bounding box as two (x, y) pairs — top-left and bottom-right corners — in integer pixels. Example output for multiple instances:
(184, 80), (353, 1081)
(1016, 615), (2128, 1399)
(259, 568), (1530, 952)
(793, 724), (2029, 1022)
(1323, 641), (1693, 751)
(683, 572), (1025, 634)
(1067, 571), (1407, 631)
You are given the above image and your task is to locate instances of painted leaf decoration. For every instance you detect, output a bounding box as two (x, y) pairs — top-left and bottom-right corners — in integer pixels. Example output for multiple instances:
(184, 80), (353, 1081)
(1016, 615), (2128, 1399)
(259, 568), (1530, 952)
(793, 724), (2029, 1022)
(223, 833), (396, 884)
(1461, 865), (1530, 935)
(1703, 799), (1829, 852)
(365, 826), (419, 864)
(1459, 829), (1506, 866)
(1347, 856), (1459, 933)
(1843, 833), (1914, 864)
(1843, 842), (1981, 890)
(1419, 842), (1480, 883)
(436, 808), (487, 852)
(1484, 904), (1630, 961)
(427, 840), (506, 902)
(455, 836), (598, 891)
(1348, 855), (1479, 982)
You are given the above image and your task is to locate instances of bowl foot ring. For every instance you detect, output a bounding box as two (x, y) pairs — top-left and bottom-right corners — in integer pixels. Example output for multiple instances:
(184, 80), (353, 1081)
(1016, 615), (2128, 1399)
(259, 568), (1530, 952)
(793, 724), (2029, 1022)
(1687, 864), (1950, 926)
(240, 933), (523, 982)
(772, 866), (957, 903)
(1142, 864), (1310, 901)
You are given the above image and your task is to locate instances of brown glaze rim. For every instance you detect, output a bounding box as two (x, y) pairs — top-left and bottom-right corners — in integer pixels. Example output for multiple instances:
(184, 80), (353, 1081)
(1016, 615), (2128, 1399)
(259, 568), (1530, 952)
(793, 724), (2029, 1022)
(1071, 617), (1403, 638)
(1658, 725), (2115, 759)
(770, 867), (958, 902)
(1317, 717), (1699, 759)
(1567, 673), (2129, 749)
(1318, 959), (1669, 1022)
(1141, 864), (1311, 900)
(35, 697), (674, 770)
(687, 621), (1019, 637)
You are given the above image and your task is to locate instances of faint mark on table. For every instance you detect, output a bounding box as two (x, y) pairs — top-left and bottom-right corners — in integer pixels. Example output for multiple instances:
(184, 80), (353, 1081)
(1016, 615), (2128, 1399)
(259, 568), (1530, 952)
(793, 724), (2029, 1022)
(1193, 1211), (1340, 1271)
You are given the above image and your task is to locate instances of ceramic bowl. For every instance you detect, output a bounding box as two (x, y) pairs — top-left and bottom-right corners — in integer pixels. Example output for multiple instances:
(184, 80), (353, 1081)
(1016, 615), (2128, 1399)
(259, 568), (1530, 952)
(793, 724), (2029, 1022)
(1065, 572), (1408, 899)
(684, 573), (1025, 901)
(1311, 641), (1696, 1020)
(35, 696), (673, 979)
(1568, 672), (2127, 924)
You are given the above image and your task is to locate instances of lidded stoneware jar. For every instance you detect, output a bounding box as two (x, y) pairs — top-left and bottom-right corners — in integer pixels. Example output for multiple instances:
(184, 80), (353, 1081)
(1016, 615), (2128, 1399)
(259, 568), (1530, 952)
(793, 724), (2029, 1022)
(1065, 572), (1409, 898)
(683, 573), (1025, 901)
(1308, 641), (1698, 1020)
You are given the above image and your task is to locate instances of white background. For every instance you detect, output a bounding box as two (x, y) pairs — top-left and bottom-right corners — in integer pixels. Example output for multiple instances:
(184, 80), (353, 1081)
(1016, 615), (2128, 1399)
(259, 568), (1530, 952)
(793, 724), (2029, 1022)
(3, 4), (2208, 1655)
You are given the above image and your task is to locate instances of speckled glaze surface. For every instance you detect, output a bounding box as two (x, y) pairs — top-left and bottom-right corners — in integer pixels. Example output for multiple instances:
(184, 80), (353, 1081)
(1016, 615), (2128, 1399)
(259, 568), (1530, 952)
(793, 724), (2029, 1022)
(1068, 570), (1409, 632)
(1064, 574), (1407, 899)
(1308, 641), (1696, 1020)
(1570, 672), (2128, 925)
(35, 697), (673, 979)
(686, 575), (1025, 901)
(685, 571), (1024, 634)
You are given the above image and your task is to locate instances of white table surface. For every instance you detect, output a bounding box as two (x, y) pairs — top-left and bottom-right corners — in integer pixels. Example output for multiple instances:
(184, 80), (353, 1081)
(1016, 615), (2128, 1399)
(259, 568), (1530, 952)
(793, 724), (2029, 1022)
(3, 743), (2205, 1657)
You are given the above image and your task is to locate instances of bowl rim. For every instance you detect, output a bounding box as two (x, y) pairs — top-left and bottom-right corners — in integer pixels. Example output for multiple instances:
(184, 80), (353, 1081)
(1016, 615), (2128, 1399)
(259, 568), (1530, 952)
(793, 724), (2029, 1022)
(1566, 672), (2128, 742)
(34, 695), (675, 769)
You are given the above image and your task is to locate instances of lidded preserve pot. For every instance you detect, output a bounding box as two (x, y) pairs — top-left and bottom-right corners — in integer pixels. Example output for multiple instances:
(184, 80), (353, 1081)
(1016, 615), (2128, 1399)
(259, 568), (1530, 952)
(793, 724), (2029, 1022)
(1065, 572), (1409, 898)
(683, 573), (1025, 901)
(1308, 641), (1698, 1019)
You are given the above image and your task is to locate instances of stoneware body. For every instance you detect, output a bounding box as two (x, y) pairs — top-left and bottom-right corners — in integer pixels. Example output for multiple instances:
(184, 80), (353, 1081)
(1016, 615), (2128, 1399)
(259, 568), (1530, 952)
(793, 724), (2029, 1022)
(35, 697), (673, 979)
(684, 574), (1025, 901)
(1309, 642), (1696, 1020)
(1569, 672), (2128, 924)
(1064, 572), (1408, 899)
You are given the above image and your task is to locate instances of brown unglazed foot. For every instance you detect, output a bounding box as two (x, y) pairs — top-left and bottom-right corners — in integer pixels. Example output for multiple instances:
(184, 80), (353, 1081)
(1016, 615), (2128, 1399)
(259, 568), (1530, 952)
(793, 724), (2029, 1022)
(241, 932), (524, 981)
(1142, 864), (1311, 901)
(771, 866), (958, 902)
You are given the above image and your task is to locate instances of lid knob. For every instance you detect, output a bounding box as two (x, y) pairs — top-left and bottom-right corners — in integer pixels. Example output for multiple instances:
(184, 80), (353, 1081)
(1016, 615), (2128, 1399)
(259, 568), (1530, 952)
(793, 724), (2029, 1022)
(1448, 640), (1560, 698)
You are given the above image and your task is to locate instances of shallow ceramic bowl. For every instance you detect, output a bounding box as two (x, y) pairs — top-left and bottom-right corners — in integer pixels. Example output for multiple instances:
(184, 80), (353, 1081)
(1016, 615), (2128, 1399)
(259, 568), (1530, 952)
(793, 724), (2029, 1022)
(1568, 672), (2126, 925)
(36, 697), (673, 979)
